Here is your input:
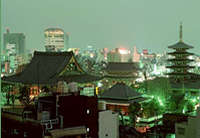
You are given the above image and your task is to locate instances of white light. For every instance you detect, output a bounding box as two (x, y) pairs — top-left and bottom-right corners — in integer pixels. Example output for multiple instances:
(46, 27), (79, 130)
(118, 49), (129, 55)
(136, 117), (141, 122)
(87, 109), (90, 114)
(90, 53), (94, 58)
(97, 82), (103, 87)
(86, 128), (90, 132)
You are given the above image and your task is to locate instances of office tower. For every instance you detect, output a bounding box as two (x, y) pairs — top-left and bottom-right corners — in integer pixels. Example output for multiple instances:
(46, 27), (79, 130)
(107, 48), (131, 62)
(3, 28), (25, 55)
(44, 28), (66, 52)
(132, 46), (140, 62)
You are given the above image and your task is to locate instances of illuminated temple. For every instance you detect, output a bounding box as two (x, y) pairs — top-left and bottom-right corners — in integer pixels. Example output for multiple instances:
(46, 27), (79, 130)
(167, 23), (196, 83)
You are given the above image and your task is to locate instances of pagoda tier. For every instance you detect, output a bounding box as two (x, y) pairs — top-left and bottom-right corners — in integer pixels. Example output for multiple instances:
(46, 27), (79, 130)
(167, 72), (192, 75)
(167, 23), (195, 82)
(168, 41), (193, 49)
(166, 66), (194, 69)
(168, 51), (194, 55)
(167, 59), (194, 62)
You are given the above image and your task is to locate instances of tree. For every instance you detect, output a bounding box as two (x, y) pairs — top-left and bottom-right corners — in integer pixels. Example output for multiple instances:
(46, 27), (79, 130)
(128, 102), (141, 127)
(2, 83), (12, 105)
(142, 99), (161, 118)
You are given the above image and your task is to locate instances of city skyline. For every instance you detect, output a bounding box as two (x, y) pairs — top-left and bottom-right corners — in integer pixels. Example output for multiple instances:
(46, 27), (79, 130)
(2, 0), (200, 54)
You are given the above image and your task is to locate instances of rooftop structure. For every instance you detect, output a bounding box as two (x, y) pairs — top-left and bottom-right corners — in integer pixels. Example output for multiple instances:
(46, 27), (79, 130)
(167, 23), (196, 82)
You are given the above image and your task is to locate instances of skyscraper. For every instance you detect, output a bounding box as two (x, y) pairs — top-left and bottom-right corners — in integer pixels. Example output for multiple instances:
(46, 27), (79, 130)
(3, 28), (25, 55)
(107, 48), (131, 62)
(132, 46), (140, 62)
(44, 28), (67, 52)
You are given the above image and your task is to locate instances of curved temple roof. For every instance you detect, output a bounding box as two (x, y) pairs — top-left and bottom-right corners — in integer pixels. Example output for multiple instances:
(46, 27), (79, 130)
(168, 41), (193, 49)
(2, 51), (102, 84)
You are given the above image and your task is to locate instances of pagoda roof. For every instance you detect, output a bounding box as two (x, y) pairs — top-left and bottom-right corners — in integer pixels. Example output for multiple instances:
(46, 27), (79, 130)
(168, 41), (193, 49)
(167, 72), (191, 75)
(168, 51), (194, 55)
(166, 66), (194, 68)
(99, 83), (141, 101)
(170, 77), (200, 89)
(167, 59), (194, 62)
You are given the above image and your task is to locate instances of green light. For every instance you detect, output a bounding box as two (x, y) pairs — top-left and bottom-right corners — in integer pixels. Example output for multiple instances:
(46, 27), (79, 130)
(182, 107), (186, 114)
(150, 95), (154, 99)
(157, 97), (164, 106)
(192, 99), (197, 103)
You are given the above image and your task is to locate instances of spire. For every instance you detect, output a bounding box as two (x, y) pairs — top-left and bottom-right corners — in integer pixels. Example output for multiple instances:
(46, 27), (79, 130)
(180, 22), (183, 42)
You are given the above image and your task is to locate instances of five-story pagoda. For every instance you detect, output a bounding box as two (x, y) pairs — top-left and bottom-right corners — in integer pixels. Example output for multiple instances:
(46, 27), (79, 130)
(167, 23), (195, 82)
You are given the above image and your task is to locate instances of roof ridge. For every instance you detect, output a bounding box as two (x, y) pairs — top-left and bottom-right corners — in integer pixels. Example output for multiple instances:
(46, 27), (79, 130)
(34, 51), (73, 56)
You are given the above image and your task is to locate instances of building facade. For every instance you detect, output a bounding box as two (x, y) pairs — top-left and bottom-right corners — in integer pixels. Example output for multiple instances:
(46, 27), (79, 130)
(107, 48), (131, 62)
(176, 107), (200, 138)
(44, 28), (67, 52)
(99, 110), (119, 138)
(3, 28), (25, 55)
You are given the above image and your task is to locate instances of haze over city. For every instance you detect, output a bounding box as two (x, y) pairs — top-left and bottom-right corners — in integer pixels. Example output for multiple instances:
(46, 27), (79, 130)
(2, 0), (200, 53)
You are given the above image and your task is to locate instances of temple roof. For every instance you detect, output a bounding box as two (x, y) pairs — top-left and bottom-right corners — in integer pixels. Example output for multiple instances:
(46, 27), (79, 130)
(168, 41), (193, 49)
(101, 97), (147, 104)
(167, 59), (194, 62)
(3, 51), (73, 84)
(2, 51), (102, 84)
(168, 51), (194, 55)
(170, 79), (200, 89)
(167, 72), (192, 75)
(99, 83), (141, 100)
(106, 62), (139, 72)
(166, 65), (194, 68)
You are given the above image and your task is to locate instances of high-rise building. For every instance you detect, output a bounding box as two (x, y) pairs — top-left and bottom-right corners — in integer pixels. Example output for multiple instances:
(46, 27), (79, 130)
(44, 28), (67, 52)
(167, 23), (195, 82)
(3, 28), (25, 55)
(132, 46), (140, 62)
(107, 48), (131, 62)
(102, 48), (109, 60)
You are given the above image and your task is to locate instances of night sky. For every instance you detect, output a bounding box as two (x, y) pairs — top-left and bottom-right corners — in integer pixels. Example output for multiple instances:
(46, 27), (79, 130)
(2, 0), (200, 53)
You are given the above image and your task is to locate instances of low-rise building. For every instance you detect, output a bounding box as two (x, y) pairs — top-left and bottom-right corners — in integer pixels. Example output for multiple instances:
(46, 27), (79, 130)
(99, 110), (119, 138)
(176, 107), (200, 138)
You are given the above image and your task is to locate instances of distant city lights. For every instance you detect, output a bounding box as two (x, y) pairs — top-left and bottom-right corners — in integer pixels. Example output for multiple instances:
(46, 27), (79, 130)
(118, 48), (130, 55)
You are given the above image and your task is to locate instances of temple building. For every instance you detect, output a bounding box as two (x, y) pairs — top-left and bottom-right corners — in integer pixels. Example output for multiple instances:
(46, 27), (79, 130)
(99, 83), (146, 115)
(104, 62), (139, 86)
(2, 51), (102, 96)
(167, 23), (196, 83)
